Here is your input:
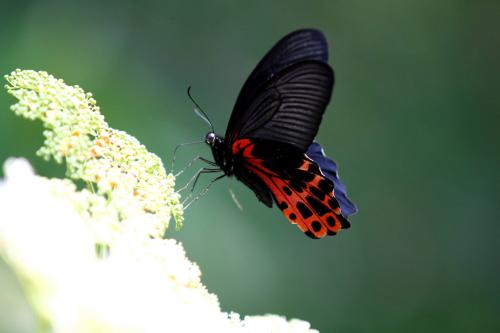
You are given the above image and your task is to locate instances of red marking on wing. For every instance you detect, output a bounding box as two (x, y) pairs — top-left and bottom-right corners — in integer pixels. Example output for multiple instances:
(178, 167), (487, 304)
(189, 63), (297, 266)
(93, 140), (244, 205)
(233, 139), (349, 239)
(232, 138), (253, 155)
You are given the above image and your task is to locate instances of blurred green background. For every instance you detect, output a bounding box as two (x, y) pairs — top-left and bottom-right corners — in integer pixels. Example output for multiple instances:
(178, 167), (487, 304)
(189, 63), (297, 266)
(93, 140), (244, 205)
(1, 0), (499, 332)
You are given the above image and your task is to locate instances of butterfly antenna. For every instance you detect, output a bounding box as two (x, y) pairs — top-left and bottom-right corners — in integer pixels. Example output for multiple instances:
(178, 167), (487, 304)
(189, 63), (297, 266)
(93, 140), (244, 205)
(187, 86), (214, 133)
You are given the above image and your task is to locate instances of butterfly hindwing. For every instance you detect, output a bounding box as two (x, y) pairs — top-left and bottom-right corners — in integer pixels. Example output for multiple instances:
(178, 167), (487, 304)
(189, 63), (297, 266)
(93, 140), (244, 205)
(233, 139), (350, 239)
(236, 164), (273, 208)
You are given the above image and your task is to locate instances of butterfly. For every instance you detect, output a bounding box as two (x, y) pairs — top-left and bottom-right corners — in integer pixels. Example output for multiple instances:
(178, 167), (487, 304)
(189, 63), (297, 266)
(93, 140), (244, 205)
(202, 28), (357, 239)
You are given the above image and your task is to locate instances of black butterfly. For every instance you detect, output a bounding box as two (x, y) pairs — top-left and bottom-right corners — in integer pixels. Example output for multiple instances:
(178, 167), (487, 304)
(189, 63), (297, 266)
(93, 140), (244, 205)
(200, 29), (357, 239)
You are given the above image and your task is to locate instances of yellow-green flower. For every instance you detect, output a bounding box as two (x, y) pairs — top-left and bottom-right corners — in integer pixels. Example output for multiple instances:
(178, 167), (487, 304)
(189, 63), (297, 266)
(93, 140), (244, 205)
(5, 69), (183, 239)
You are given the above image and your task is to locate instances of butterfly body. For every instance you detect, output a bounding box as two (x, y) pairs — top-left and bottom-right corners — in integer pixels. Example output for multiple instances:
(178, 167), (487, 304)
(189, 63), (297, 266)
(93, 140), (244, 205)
(203, 29), (357, 239)
(205, 132), (235, 175)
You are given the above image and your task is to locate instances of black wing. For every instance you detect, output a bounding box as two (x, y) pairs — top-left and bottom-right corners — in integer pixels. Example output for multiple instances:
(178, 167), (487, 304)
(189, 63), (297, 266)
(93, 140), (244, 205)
(228, 60), (333, 152)
(226, 29), (332, 148)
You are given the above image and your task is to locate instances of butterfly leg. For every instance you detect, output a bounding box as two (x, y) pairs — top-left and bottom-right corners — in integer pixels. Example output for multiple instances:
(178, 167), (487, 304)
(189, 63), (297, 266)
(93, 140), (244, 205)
(175, 156), (217, 177)
(183, 174), (226, 209)
(177, 167), (221, 193)
(180, 168), (223, 206)
(170, 140), (204, 173)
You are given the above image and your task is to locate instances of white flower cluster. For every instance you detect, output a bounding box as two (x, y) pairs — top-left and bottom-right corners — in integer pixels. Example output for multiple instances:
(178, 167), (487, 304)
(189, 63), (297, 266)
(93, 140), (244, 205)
(0, 70), (319, 332)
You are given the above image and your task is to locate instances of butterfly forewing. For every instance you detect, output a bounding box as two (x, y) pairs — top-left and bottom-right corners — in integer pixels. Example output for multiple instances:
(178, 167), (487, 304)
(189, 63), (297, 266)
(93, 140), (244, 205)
(226, 29), (330, 146)
(229, 61), (333, 152)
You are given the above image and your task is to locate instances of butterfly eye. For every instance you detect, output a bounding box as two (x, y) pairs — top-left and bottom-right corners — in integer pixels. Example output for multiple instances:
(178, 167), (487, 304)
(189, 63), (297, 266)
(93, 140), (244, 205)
(205, 132), (216, 145)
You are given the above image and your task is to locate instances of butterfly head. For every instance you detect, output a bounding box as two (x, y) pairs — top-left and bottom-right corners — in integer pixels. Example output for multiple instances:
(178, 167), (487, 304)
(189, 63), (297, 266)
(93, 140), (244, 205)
(205, 132), (226, 148)
(205, 132), (217, 146)
(205, 132), (232, 174)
